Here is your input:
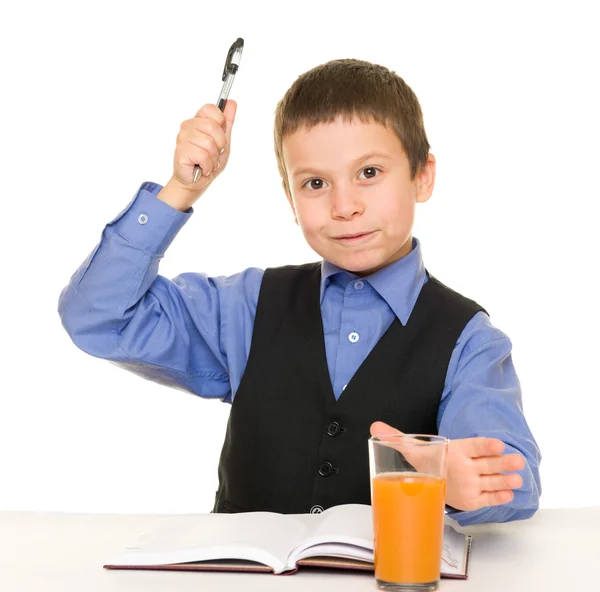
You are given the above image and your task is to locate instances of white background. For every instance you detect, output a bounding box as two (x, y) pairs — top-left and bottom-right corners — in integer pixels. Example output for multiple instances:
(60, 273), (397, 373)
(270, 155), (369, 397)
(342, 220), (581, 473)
(1, 1), (598, 513)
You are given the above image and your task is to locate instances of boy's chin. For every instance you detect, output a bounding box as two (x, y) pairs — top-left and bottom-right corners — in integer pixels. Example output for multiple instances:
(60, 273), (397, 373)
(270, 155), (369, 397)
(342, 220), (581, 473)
(325, 254), (387, 277)
(320, 236), (413, 275)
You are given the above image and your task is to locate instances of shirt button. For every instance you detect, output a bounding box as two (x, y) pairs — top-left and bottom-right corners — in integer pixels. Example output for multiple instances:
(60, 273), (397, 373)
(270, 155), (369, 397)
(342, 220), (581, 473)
(348, 331), (360, 343)
(354, 280), (364, 290)
(137, 213), (148, 225)
(310, 505), (324, 514)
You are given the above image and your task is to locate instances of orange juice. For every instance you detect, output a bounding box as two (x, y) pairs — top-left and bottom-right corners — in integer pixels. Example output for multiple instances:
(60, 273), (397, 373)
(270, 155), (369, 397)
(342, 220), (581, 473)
(372, 472), (446, 585)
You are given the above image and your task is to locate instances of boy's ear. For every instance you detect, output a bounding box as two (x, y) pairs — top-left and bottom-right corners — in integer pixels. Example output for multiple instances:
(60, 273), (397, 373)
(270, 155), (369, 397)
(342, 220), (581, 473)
(415, 153), (436, 204)
(283, 180), (299, 225)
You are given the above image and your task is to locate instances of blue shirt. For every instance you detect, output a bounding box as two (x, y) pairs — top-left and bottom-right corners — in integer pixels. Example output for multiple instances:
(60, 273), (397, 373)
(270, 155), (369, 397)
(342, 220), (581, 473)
(58, 182), (542, 526)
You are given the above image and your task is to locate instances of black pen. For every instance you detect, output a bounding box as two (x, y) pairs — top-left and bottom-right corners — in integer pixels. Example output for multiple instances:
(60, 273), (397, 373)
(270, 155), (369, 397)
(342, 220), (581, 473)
(193, 37), (244, 184)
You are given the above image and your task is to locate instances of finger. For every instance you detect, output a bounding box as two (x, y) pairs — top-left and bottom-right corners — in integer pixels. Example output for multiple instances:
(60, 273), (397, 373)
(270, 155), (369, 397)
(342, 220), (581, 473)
(178, 143), (216, 180)
(475, 490), (514, 508)
(370, 421), (404, 437)
(475, 453), (526, 475)
(370, 423), (437, 474)
(182, 131), (221, 169)
(186, 135), (220, 174)
(223, 99), (237, 128)
(462, 437), (505, 458)
(222, 99), (237, 145)
(193, 103), (227, 129)
(480, 473), (523, 492)
(181, 119), (227, 155)
(188, 119), (228, 152)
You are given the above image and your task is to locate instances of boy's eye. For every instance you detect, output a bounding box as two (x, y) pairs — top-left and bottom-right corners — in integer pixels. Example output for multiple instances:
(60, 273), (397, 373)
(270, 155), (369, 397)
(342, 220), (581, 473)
(359, 167), (380, 180)
(303, 178), (328, 191)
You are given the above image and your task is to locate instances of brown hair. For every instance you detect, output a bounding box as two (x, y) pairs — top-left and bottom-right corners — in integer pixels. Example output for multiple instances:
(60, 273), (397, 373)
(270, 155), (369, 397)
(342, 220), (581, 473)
(274, 58), (430, 196)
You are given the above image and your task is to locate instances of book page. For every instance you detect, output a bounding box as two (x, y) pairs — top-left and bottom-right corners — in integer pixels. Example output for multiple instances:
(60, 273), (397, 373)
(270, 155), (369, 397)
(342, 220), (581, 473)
(290, 504), (373, 560)
(440, 526), (470, 576)
(107, 512), (309, 574)
(288, 504), (469, 577)
(295, 542), (373, 563)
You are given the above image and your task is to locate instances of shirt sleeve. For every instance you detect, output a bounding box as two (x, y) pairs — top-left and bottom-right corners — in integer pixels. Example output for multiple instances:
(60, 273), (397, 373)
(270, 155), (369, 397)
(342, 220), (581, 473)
(57, 181), (262, 402)
(437, 311), (542, 526)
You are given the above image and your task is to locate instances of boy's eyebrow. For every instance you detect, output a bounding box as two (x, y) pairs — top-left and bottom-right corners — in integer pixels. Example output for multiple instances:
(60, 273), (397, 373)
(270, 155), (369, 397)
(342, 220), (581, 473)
(291, 152), (392, 178)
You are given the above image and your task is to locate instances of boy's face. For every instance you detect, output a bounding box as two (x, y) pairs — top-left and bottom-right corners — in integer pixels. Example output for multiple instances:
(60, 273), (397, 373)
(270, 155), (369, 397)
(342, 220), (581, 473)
(282, 116), (435, 276)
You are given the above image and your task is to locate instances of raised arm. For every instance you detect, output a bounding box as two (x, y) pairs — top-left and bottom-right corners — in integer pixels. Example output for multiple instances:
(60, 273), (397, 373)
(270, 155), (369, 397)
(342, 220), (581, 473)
(58, 102), (255, 400)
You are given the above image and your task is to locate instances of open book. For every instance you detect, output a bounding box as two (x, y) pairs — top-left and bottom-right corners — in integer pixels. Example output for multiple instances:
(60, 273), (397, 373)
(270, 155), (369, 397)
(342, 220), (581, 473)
(104, 504), (471, 578)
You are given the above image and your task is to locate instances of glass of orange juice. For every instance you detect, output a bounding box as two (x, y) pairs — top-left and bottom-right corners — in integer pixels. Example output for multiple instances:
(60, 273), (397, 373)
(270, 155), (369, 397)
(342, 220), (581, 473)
(368, 434), (448, 591)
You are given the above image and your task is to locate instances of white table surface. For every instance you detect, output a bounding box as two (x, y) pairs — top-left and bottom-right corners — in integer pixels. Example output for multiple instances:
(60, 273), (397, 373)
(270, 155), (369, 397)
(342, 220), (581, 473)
(1, 507), (598, 591)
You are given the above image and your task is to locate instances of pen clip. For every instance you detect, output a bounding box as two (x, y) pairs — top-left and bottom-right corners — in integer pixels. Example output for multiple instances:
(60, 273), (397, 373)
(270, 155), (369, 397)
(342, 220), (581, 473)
(222, 37), (244, 81)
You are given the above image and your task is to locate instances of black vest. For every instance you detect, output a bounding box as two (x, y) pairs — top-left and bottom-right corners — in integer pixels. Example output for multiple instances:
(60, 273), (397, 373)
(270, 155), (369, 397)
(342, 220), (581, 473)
(213, 263), (485, 514)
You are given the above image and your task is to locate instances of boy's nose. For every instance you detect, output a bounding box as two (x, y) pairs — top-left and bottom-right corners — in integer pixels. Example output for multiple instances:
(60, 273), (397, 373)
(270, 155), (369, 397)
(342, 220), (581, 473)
(330, 187), (364, 220)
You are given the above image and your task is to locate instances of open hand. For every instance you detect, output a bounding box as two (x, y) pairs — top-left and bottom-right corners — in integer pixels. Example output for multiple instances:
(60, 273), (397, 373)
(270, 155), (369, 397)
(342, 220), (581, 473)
(370, 421), (526, 512)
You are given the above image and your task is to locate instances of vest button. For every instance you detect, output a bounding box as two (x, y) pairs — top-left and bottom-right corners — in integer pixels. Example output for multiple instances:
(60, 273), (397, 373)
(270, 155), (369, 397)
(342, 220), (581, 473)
(318, 462), (333, 477)
(310, 505), (324, 514)
(326, 421), (341, 437)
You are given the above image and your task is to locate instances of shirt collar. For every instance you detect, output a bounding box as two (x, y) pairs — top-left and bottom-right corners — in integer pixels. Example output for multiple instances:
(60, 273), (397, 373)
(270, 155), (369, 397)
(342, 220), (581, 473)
(320, 236), (427, 326)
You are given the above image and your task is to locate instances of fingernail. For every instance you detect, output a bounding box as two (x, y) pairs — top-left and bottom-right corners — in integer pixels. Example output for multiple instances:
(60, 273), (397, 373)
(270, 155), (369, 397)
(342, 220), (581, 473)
(220, 148), (225, 154)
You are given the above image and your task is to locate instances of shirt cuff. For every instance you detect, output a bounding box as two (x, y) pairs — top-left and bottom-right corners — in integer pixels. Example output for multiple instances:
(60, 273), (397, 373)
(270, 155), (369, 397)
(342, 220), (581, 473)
(107, 181), (193, 255)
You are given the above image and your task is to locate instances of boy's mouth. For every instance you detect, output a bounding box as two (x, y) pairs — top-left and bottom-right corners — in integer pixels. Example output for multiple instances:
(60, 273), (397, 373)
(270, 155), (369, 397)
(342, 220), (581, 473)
(331, 231), (375, 244)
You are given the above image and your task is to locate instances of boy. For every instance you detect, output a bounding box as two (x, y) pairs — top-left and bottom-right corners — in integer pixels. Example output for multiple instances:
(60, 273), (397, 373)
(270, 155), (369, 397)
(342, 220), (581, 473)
(58, 58), (541, 526)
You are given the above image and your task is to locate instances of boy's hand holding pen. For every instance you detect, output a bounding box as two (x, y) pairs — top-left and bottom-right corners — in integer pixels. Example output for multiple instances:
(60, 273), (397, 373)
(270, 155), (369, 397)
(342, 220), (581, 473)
(157, 38), (243, 213)
(157, 101), (237, 212)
